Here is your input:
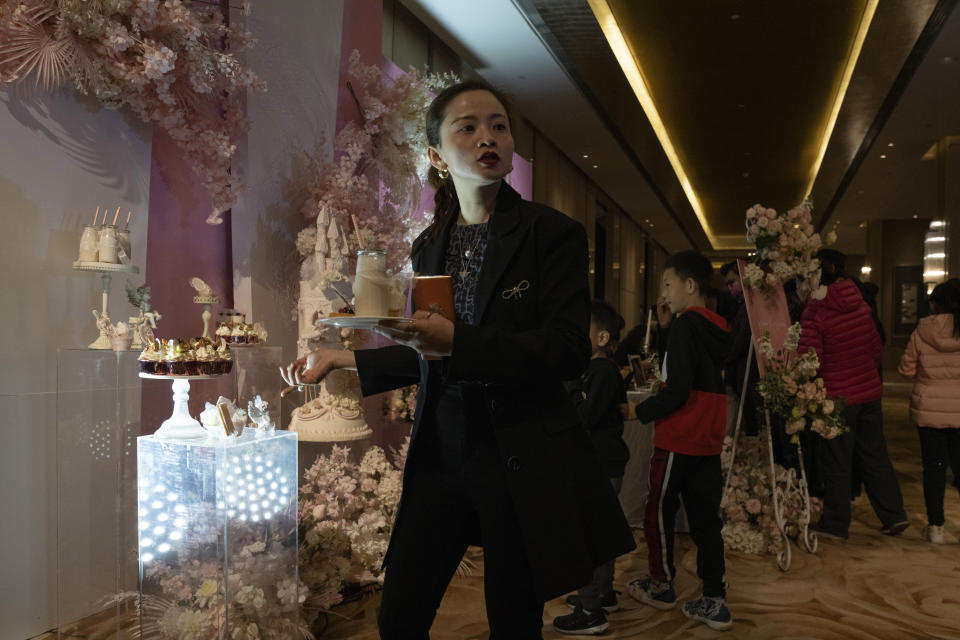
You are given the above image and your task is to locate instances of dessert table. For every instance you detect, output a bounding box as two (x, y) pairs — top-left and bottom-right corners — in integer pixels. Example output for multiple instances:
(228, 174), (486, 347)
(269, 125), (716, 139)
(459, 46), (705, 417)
(619, 390), (654, 527)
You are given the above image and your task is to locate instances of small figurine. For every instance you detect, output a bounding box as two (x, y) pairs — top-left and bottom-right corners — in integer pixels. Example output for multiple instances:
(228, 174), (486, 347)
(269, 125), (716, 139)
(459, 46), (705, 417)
(126, 281), (162, 346)
(247, 395), (275, 433)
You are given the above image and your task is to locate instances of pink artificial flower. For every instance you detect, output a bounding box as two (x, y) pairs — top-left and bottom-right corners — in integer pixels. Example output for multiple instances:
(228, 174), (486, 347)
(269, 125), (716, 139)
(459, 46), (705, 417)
(746, 499), (762, 515)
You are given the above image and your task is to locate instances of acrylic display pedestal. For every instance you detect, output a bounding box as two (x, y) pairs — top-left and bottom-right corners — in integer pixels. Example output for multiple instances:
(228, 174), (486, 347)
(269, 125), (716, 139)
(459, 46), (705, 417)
(230, 345), (283, 428)
(56, 348), (141, 639)
(137, 431), (299, 638)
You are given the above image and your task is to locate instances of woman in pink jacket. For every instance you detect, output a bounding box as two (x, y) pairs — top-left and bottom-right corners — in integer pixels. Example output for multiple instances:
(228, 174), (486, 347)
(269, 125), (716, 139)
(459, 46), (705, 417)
(898, 282), (960, 544)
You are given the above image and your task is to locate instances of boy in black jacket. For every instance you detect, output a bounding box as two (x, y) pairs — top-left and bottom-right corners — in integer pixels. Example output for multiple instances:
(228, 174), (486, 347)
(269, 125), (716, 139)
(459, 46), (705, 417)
(553, 300), (629, 635)
(629, 251), (733, 631)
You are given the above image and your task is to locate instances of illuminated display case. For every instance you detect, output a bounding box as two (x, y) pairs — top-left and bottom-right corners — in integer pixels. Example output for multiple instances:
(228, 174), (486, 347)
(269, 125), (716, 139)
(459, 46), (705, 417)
(136, 430), (298, 637)
(55, 345), (284, 638)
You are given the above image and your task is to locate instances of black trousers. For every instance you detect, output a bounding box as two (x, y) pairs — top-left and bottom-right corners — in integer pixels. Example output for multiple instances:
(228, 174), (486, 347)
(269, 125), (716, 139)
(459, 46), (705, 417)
(818, 399), (906, 535)
(378, 466), (543, 639)
(917, 426), (960, 526)
(644, 448), (725, 598)
(379, 381), (542, 639)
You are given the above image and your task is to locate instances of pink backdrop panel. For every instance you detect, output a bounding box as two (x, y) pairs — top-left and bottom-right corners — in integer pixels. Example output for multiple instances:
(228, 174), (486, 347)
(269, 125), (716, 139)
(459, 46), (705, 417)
(739, 259), (794, 378)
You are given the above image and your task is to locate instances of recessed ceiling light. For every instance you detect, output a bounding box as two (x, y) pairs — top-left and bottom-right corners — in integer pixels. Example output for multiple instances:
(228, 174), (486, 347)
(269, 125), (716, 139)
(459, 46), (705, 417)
(582, 154), (589, 159)
(943, 56), (956, 64)
(592, 164), (598, 169)
(887, 142), (894, 147)
(880, 154), (887, 159)
(912, 214), (919, 219)
(731, 14), (740, 20)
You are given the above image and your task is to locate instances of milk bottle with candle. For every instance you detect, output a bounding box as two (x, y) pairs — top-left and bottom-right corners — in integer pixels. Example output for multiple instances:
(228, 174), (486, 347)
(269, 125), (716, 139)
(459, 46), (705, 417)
(354, 250), (389, 316)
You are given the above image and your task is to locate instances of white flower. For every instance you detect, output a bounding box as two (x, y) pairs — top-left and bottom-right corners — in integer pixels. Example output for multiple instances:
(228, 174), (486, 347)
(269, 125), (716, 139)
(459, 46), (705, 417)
(231, 622), (260, 640)
(195, 579), (219, 607)
(177, 609), (210, 639)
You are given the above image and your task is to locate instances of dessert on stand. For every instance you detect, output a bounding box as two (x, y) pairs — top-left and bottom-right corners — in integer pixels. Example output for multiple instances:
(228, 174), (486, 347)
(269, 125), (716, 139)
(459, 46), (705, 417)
(215, 311), (267, 345)
(74, 206), (141, 349)
(138, 337), (234, 439)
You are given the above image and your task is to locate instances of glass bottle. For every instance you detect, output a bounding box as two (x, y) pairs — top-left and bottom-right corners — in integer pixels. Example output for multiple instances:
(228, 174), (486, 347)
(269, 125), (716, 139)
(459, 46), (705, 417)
(78, 224), (100, 262)
(98, 224), (119, 263)
(354, 249), (388, 317)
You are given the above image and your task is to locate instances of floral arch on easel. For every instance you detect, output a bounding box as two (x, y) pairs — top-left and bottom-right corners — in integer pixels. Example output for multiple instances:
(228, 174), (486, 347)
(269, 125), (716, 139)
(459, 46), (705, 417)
(720, 200), (846, 568)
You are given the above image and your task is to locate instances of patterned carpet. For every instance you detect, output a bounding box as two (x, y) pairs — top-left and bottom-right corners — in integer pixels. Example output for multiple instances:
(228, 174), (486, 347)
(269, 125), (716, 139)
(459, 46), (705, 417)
(319, 389), (960, 640)
(36, 387), (960, 639)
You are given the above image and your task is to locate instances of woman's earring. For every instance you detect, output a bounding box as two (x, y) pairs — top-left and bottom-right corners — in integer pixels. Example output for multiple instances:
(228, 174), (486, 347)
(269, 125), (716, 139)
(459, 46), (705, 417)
(438, 167), (449, 179)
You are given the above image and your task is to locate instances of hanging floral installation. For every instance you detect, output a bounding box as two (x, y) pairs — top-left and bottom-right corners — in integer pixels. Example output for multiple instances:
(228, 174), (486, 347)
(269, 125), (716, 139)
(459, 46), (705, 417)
(296, 50), (458, 279)
(742, 201), (838, 299)
(0, 0), (265, 224)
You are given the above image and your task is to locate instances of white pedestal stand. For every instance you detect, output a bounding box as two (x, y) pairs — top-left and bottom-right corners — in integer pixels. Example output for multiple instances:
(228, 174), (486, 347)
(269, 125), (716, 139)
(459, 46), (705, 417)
(73, 261), (139, 349)
(193, 294), (220, 339)
(140, 373), (221, 439)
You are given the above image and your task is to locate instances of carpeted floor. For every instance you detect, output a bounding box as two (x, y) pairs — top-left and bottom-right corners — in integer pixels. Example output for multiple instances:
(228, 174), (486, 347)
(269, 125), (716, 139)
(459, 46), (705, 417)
(318, 387), (960, 640)
(36, 385), (960, 639)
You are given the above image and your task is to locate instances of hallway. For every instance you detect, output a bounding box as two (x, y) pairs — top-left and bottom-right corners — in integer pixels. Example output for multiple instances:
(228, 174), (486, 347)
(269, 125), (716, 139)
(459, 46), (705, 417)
(319, 382), (960, 639)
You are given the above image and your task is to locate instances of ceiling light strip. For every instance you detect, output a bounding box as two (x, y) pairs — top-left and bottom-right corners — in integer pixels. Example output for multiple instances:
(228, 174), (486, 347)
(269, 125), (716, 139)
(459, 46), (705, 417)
(803, 0), (879, 199)
(588, 0), (726, 249)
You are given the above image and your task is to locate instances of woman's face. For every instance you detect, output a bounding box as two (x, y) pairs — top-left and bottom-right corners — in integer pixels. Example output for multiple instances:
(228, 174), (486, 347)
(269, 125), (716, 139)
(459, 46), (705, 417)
(429, 90), (514, 186)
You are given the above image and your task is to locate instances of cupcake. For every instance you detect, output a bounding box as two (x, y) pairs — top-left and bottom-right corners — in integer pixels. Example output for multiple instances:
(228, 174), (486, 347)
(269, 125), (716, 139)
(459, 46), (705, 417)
(195, 338), (217, 375)
(137, 339), (163, 374)
(167, 339), (188, 375)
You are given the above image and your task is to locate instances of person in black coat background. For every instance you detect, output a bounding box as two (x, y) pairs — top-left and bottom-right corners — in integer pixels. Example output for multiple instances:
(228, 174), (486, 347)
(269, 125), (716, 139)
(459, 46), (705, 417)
(284, 80), (634, 639)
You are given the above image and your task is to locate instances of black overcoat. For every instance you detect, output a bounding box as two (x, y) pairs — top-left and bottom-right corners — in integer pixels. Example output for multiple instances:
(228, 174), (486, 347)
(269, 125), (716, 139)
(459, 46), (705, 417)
(354, 182), (636, 602)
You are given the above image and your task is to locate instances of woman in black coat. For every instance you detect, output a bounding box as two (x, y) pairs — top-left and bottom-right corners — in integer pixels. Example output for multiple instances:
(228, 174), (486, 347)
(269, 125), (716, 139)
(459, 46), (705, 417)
(284, 80), (634, 638)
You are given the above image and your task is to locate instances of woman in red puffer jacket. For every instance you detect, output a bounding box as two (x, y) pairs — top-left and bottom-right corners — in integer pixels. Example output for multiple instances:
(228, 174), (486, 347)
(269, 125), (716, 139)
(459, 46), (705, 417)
(798, 249), (907, 540)
(898, 281), (960, 544)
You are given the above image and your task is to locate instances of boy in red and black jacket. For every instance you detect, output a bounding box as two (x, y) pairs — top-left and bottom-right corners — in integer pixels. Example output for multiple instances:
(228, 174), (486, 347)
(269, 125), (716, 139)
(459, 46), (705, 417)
(627, 251), (732, 632)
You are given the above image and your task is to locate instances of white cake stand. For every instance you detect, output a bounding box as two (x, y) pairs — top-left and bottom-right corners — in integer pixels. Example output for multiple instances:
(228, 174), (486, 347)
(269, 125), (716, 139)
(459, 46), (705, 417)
(73, 261), (139, 349)
(139, 372), (223, 439)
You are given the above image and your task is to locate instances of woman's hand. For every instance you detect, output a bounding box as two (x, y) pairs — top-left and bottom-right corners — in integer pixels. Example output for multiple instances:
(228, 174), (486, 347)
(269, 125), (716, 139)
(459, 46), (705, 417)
(279, 348), (356, 397)
(377, 310), (454, 357)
